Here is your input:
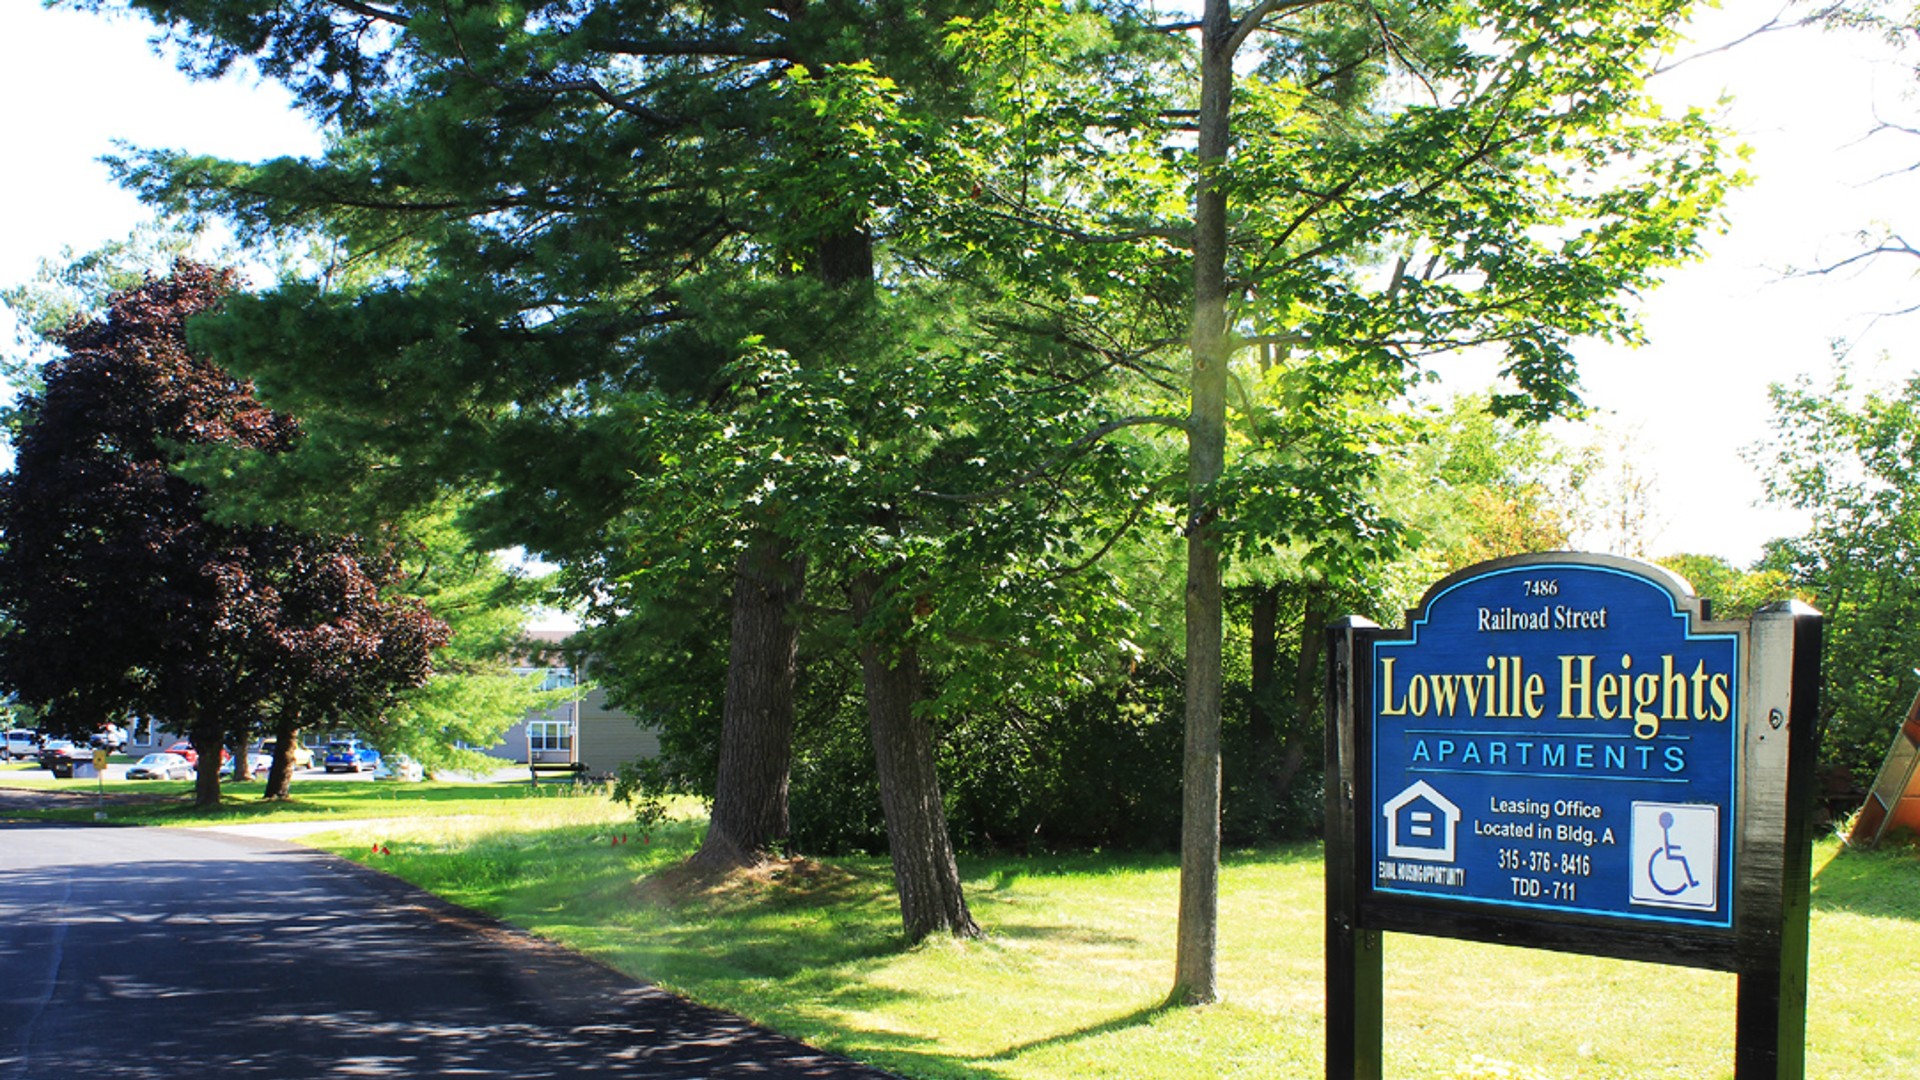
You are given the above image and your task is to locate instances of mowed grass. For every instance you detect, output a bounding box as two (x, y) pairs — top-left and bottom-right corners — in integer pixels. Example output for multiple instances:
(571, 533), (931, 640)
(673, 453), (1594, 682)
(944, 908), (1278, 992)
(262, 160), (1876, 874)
(0, 759), (604, 827)
(6, 767), (1912, 1077)
(238, 790), (1919, 1080)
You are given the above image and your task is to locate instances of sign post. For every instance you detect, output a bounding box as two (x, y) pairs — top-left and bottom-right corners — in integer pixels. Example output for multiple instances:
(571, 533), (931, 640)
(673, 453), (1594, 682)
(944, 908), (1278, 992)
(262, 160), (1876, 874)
(92, 745), (110, 820)
(1326, 553), (1819, 1079)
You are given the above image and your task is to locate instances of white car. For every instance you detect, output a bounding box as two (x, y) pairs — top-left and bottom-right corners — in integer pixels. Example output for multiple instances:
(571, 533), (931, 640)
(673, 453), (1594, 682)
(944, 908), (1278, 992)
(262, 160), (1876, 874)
(220, 752), (275, 776)
(372, 754), (424, 782)
(252, 739), (314, 769)
(126, 752), (193, 780)
(2, 730), (37, 760)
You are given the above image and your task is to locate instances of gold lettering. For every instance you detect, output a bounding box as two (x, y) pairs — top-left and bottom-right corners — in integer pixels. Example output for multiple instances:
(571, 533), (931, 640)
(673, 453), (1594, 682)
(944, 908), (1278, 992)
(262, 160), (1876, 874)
(1708, 672), (1731, 721)
(1560, 655), (1595, 719)
(1633, 672), (1662, 739)
(1380, 656), (1405, 716)
(1661, 655), (1689, 721)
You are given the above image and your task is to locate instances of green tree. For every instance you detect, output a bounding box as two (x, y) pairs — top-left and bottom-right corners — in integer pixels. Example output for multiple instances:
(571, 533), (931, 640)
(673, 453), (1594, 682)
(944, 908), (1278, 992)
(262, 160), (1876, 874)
(1392, 395), (1597, 576)
(93, 0), (1035, 939)
(0, 264), (446, 806)
(259, 503), (561, 793)
(1753, 363), (1920, 784)
(943, 0), (1737, 1002)
(1225, 392), (1600, 849)
(1655, 553), (1792, 622)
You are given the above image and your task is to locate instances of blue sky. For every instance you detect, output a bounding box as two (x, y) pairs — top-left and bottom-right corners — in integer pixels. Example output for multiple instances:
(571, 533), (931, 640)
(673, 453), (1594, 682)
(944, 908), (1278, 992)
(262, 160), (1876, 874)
(4, 1), (1916, 568)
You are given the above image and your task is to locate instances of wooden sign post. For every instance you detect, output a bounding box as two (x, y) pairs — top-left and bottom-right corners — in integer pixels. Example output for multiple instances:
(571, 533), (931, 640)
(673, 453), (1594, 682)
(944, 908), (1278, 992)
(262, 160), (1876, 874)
(1326, 552), (1820, 1079)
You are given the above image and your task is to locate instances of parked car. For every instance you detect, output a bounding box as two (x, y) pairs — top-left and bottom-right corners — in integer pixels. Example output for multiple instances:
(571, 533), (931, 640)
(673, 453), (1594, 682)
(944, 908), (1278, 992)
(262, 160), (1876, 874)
(89, 724), (127, 753)
(219, 751), (275, 777)
(36, 740), (93, 777)
(372, 753), (423, 782)
(36, 740), (91, 768)
(2, 729), (39, 760)
(126, 752), (193, 781)
(323, 740), (382, 774)
(251, 739), (314, 769)
(163, 741), (231, 767)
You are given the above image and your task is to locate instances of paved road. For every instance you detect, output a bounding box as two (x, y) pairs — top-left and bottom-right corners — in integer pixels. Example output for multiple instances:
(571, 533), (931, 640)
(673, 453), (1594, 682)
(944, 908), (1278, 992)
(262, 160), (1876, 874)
(0, 823), (896, 1079)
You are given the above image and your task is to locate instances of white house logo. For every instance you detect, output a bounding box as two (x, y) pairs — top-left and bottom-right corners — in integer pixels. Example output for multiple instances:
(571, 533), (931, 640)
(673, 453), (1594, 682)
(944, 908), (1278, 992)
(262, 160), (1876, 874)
(1383, 780), (1462, 862)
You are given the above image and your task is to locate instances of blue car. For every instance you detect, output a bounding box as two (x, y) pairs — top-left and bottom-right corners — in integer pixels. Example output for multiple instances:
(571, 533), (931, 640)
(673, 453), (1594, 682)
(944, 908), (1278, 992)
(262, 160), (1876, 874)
(322, 740), (382, 774)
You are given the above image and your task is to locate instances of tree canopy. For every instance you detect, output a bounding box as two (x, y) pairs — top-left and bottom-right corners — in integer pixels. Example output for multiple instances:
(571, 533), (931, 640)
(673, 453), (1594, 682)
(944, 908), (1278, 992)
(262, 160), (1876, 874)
(1754, 363), (1920, 787)
(0, 263), (448, 805)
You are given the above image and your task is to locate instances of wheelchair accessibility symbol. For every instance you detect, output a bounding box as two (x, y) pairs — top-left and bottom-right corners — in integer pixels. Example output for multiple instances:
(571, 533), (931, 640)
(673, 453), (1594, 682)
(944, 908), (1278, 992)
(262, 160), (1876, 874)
(1629, 802), (1720, 911)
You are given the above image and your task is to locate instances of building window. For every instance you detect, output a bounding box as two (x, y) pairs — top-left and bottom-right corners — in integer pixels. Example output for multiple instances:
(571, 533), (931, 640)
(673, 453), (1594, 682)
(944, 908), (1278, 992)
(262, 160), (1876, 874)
(528, 720), (574, 753)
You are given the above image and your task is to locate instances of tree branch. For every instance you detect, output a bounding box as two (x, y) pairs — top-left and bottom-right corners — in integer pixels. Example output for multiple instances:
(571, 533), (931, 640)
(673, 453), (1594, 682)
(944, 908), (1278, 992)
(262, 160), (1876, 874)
(1654, 5), (1831, 76)
(531, 75), (683, 125)
(1796, 237), (1920, 278)
(1046, 493), (1155, 582)
(322, 0), (411, 26)
(1228, 0), (1330, 57)
(917, 415), (1189, 503)
(974, 199), (1193, 248)
(602, 37), (795, 62)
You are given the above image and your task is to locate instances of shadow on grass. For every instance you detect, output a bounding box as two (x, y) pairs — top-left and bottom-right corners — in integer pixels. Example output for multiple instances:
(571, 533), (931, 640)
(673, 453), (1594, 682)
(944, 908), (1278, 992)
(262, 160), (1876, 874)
(1812, 842), (1920, 920)
(980, 1001), (1173, 1063)
(988, 921), (1145, 948)
(383, 824), (1221, 1080)
(820, 1004), (1177, 1080)
(387, 820), (912, 979)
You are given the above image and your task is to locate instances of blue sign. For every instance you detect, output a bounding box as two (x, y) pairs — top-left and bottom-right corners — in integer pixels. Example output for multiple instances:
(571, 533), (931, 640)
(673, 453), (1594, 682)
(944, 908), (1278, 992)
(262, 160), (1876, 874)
(1370, 559), (1741, 929)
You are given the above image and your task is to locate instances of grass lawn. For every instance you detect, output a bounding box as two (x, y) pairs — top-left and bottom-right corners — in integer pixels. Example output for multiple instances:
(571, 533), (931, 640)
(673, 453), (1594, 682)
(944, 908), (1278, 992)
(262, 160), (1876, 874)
(0, 760), (592, 826)
(5, 770), (1914, 1078)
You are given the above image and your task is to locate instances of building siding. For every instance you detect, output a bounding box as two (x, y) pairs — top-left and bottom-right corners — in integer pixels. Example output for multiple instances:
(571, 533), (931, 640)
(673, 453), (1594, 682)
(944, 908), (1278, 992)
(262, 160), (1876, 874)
(577, 686), (660, 772)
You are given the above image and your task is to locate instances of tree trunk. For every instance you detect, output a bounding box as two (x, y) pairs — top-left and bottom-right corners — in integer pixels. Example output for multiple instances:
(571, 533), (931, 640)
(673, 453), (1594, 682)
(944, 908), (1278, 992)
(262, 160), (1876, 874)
(693, 531), (805, 870)
(1276, 583), (1330, 800)
(1172, 0), (1235, 1008)
(190, 721), (223, 808)
(262, 715), (300, 800)
(686, 211), (868, 871)
(852, 570), (980, 942)
(227, 717), (253, 782)
(1248, 582), (1296, 824)
(1249, 584), (1280, 768)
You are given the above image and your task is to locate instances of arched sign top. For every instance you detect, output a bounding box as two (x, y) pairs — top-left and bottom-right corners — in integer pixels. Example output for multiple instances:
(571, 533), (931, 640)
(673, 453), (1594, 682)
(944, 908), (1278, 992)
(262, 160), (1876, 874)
(1405, 551), (1708, 633)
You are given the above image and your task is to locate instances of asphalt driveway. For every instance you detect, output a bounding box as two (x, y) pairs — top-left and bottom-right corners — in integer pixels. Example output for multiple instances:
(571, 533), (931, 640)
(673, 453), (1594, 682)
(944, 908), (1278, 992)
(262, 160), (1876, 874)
(0, 821), (897, 1079)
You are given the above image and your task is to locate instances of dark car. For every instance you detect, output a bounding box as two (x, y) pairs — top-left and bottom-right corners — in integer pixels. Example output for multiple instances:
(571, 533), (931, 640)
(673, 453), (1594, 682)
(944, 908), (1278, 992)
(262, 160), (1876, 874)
(36, 740), (91, 768)
(323, 740), (381, 774)
(36, 740), (93, 777)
